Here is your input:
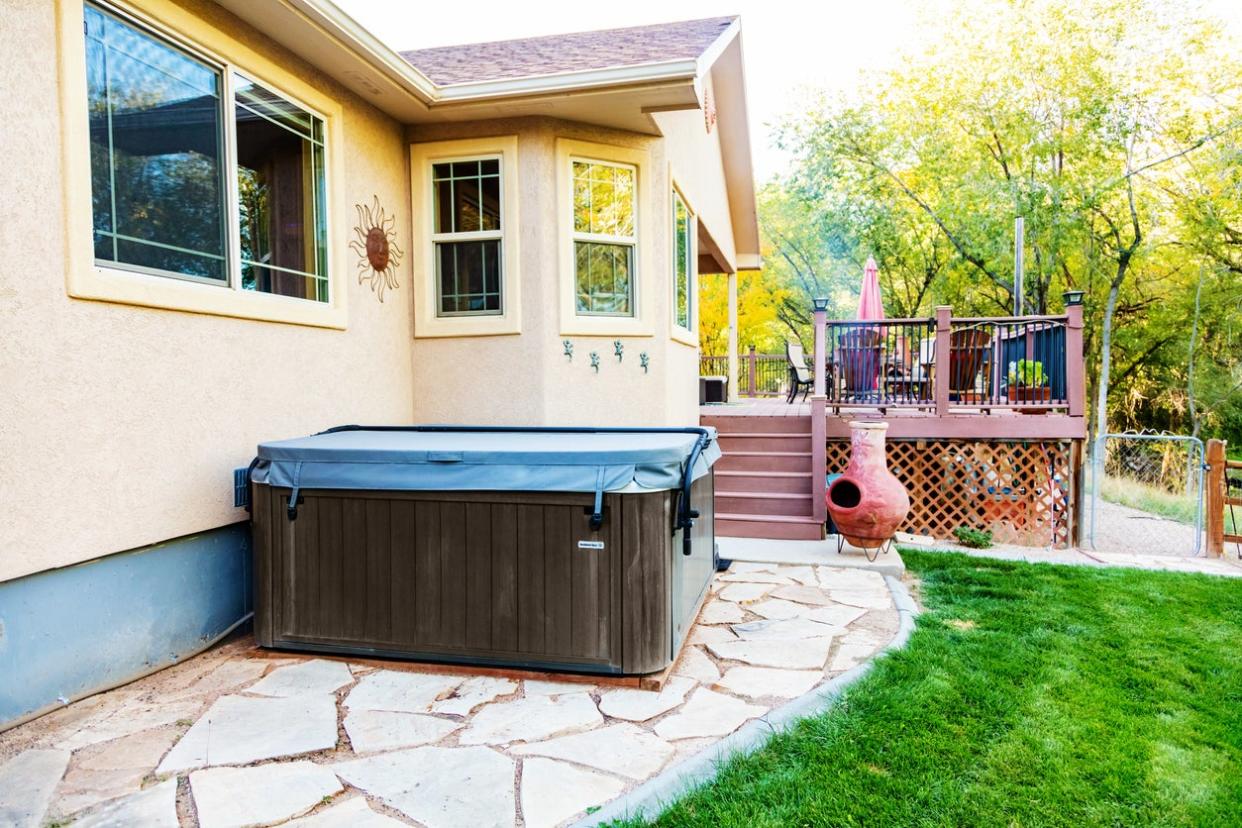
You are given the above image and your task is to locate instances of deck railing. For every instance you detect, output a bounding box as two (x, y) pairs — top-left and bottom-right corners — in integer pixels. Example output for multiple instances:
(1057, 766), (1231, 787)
(700, 347), (786, 397)
(812, 305), (1085, 415)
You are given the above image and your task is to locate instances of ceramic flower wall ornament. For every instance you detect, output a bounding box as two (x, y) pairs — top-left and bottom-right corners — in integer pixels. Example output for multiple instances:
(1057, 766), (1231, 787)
(349, 195), (403, 302)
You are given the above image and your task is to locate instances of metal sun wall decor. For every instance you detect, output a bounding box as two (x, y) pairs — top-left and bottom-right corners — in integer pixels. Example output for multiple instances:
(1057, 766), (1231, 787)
(349, 195), (403, 302)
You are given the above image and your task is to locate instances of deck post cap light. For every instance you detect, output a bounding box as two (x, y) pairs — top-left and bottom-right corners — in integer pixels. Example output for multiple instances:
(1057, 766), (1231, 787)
(1062, 290), (1085, 306)
(812, 296), (830, 312)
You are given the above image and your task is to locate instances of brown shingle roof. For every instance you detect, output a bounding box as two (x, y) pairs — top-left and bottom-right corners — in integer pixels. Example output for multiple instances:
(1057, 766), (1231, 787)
(400, 16), (736, 87)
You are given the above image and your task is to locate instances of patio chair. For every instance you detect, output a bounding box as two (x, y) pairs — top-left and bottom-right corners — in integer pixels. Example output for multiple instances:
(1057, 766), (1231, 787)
(838, 327), (883, 402)
(785, 341), (814, 403)
(948, 324), (994, 402)
(919, 325), (997, 405)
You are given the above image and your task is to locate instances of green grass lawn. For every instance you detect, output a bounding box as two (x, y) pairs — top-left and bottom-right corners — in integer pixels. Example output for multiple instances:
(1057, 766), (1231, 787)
(624, 552), (1242, 827)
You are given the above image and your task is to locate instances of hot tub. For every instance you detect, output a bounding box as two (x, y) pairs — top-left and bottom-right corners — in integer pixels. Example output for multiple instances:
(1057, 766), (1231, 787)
(246, 425), (718, 675)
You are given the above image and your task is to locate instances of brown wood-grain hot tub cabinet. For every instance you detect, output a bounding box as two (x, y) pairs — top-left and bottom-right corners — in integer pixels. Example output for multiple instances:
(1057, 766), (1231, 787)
(248, 428), (717, 676)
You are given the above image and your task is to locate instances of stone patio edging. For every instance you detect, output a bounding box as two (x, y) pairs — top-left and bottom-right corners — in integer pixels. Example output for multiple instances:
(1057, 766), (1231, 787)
(575, 575), (920, 827)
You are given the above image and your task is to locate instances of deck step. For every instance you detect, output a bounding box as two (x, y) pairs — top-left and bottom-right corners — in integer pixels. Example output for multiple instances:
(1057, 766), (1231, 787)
(716, 512), (824, 541)
(715, 433), (813, 452)
(703, 416), (811, 435)
(714, 451), (813, 473)
(715, 470), (814, 494)
(716, 491), (814, 517)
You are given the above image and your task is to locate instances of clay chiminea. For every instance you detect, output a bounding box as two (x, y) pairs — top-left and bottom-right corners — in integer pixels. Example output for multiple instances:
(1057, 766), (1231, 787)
(826, 421), (911, 548)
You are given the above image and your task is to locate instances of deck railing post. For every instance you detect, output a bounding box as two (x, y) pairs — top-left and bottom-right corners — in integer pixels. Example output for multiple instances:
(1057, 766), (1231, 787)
(934, 306), (952, 415)
(1206, 439), (1226, 558)
(811, 394), (827, 535)
(1065, 303), (1085, 416)
(747, 345), (757, 398)
(813, 307), (827, 397)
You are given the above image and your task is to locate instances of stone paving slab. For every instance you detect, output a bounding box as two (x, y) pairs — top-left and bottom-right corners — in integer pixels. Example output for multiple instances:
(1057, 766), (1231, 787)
(598, 677), (694, 722)
(2, 562), (904, 828)
(521, 757), (627, 828)
(246, 659), (354, 698)
(344, 709), (461, 753)
(0, 748), (70, 828)
(511, 723), (673, 780)
(334, 746), (514, 828)
(191, 761), (343, 828)
(157, 695), (338, 773)
(458, 693), (603, 745)
(285, 796), (408, 827)
(72, 777), (178, 828)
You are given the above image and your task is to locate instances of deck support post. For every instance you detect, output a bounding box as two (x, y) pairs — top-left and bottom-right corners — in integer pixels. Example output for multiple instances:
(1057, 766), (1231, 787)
(747, 345), (757, 398)
(811, 393), (827, 536)
(1065, 303), (1085, 417)
(813, 305), (827, 397)
(1206, 438), (1226, 558)
(934, 306), (952, 415)
(727, 273), (739, 403)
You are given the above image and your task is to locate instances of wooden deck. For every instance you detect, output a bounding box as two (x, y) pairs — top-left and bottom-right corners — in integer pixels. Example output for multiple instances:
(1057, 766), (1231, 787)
(701, 399), (1087, 440)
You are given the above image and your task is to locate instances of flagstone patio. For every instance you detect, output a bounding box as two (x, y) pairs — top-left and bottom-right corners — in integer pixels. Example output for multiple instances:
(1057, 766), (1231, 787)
(0, 562), (905, 828)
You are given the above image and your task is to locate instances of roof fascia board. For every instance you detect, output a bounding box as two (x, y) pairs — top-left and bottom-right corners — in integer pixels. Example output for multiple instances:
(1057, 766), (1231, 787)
(694, 17), (741, 80)
(430, 59), (701, 103)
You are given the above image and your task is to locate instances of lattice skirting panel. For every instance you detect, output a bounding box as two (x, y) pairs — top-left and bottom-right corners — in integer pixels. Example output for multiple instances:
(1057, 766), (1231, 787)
(826, 439), (1080, 549)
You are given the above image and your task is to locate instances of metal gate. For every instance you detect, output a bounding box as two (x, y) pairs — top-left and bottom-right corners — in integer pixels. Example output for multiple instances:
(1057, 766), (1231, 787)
(1088, 432), (1206, 555)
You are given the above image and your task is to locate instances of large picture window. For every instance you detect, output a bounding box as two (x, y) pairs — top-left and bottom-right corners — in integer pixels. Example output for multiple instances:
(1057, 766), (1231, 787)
(672, 189), (693, 331)
(85, 2), (328, 302)
(432, 159), (502, 315)
(572, 160), (636, 316)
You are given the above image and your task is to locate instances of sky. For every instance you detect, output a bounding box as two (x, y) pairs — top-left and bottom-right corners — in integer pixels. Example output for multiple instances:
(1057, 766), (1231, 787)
(335, 0), (1242, 184)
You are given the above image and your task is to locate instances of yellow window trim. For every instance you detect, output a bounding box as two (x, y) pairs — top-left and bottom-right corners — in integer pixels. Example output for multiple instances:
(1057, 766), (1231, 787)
(556, 138), (654, 338)
(670, 173), (699, 349)
(409, 136), (522, 338)
(55, 0), (348, 329)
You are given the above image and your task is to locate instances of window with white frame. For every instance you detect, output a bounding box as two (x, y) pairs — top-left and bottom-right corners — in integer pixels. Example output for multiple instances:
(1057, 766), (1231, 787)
(85, 2), (329, 302)
(432, 158), (502, 315)
(572, 159), (636, 316)
(672, 189), (694, 331)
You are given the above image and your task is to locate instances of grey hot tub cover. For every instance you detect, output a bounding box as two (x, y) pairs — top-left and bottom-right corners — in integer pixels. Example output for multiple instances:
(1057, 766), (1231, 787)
(250, 427), (719, 495)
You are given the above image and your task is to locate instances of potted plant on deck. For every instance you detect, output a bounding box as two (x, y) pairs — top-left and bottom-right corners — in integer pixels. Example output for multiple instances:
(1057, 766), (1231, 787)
(1007, 359), (1050, 411)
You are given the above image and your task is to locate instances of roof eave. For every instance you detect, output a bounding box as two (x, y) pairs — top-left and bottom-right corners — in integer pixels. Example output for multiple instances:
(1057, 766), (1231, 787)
(428, 59), (701, 103)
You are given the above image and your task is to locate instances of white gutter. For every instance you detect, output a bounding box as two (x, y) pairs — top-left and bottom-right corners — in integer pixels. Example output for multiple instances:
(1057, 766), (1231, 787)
(433, 59), (702, 102)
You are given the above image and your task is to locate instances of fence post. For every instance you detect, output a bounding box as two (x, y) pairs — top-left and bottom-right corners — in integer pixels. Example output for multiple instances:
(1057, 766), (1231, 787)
(934, 306), (952, 416)
(747, 345), (757, 398)
(811, 394), (827, 536)
(1065, 303), (1085, 417)
(1206, 439), (1226, 558)
(813, 306), (827, 397)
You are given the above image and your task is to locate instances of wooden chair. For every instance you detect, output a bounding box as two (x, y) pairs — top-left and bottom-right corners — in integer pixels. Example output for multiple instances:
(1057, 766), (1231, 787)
(785, 341), (814, 403)
(838, 328), (883, 402)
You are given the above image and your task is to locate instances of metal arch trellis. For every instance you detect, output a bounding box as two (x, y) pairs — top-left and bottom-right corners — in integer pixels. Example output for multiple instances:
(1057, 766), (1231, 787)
(1089, 431), (1206, 556)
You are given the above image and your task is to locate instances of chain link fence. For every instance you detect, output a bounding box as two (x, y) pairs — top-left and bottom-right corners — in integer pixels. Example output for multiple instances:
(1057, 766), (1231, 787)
(1088, 433), (1205, 555)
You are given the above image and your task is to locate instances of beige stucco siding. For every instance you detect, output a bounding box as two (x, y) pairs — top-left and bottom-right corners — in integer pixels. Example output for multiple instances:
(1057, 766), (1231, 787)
(408, 118), (698, 428)
(0, 0), (414, 583)
(652, 103), (738, 274)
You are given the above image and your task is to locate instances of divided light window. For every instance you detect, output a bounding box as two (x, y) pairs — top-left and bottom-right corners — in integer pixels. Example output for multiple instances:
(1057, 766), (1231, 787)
(432, 159), (502, 315)
(572, 160), (635, 316)
(85, 2), (329, 302)
(672, 190), (693, 330)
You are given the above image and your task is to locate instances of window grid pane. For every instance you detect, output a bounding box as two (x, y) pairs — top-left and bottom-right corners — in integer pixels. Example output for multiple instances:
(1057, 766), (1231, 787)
(432, 157), (503, 317)
(575, 241), (633, 315)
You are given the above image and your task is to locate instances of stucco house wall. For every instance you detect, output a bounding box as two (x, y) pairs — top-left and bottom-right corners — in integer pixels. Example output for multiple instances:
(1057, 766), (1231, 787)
(407, 117), (699, 428)
(0, 0), (415, 582)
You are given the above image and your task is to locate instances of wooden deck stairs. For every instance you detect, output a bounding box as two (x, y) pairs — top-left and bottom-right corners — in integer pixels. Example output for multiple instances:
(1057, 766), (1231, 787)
(702, 413), (825, 540)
